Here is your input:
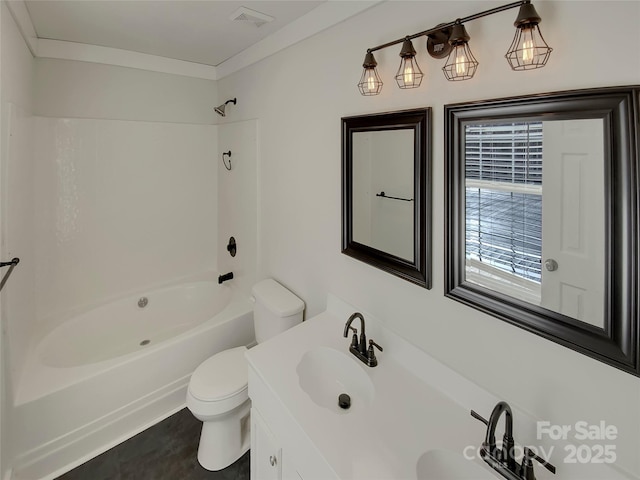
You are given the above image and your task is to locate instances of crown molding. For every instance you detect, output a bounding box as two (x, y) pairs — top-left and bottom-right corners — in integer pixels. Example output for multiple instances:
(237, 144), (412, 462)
(37, 39), (219, 80)
(4, 0), (38, 56)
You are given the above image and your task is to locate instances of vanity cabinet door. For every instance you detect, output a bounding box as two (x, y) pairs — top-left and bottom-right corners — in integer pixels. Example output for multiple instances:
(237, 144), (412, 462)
(251, 407), (282, 480)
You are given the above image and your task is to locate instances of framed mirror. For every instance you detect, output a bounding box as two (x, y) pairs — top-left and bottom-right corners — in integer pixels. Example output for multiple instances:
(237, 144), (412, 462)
(445, 86), (639, 376)
(342, 108), (431, 288)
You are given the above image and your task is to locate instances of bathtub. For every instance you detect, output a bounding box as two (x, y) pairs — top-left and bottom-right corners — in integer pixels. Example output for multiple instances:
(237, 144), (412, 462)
(11, 276), (254, 480)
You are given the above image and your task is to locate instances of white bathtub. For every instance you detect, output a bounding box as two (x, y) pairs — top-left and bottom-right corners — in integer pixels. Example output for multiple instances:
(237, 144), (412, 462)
(11, 276), (254, 480)
(39, 280), (234, 368)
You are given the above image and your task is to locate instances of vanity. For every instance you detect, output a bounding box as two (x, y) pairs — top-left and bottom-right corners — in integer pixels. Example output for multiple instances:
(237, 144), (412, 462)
(246, 294), (636, 480)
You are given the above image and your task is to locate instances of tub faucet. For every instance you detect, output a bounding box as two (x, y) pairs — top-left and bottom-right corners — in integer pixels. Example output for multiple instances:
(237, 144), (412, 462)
(471, 402), (555, 480)
(343, 312), (383, 367)
(218, 272), (233, 284)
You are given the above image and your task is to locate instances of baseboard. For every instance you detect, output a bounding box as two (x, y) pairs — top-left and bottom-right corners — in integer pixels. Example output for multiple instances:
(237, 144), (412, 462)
(11, 379), (189, 480)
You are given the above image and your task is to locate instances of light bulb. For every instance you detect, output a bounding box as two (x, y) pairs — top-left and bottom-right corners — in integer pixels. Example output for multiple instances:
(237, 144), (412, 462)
(367, 73), (375, 92)
(522, 40), (534, 63)
(519, 27), (536, 64)
(403, 65), (414, 84)
(364, 70), (377, 94)
(455, 49), (467, 76)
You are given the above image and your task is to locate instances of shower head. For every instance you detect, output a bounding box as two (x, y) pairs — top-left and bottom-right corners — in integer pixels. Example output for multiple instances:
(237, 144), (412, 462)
(214, 98), (237, 117)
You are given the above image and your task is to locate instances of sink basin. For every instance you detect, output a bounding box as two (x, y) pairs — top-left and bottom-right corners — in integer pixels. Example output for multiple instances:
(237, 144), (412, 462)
(416, 449), (498, 480)
(296, 346), (374, 412)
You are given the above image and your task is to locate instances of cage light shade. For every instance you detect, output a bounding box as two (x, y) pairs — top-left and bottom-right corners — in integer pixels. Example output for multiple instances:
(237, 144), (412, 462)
(506, 24), (552, 70)
(395, 39), (423, 89)
(506, 2), (552, 70)
(358, 67), (383, 95)
(358, 52), (383, 96)
(442, 42), (478, 81)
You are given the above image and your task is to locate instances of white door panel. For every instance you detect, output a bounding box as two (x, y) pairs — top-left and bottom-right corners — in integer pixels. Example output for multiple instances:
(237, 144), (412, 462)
(541, 119), (605, 328)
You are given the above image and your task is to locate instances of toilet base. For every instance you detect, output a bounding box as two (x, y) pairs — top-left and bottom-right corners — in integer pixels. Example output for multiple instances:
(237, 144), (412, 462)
(196, 400), (251, 471)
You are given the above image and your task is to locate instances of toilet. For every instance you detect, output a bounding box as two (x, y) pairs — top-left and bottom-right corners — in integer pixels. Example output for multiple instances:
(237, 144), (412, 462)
(186, 278), (304, 471)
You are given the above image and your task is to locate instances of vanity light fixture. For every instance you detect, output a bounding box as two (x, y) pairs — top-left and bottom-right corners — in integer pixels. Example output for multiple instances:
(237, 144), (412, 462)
(395, 39), (424, 89)
(357, 0), (552, 95)
(358, 51), (384, 96)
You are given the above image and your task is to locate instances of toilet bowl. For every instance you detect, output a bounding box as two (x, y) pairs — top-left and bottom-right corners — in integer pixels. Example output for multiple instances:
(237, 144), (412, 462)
(186, 346), (251, 471)
(186, 279), (304, 471)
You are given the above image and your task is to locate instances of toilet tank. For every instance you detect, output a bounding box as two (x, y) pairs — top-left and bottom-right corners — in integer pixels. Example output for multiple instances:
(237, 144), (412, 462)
(252, 279), (304, 344)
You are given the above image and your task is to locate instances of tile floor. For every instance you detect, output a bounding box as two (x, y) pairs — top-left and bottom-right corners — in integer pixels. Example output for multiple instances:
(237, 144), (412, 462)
(55, 408), (249, 480)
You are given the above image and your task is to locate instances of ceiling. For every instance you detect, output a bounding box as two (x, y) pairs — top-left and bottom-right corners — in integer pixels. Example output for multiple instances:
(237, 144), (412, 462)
(24, 1), (325, 67)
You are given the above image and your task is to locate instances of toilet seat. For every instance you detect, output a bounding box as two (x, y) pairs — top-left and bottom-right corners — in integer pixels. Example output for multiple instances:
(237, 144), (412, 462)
(187, 346), (248, 416)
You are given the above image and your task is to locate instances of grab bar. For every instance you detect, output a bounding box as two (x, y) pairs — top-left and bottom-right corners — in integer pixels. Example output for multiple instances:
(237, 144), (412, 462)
(376, 191), (413, 202)
(0, 257), (20, 292)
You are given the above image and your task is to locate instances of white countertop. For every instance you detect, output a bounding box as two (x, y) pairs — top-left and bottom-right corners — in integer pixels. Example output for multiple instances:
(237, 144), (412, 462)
(246, 294), (636, 480)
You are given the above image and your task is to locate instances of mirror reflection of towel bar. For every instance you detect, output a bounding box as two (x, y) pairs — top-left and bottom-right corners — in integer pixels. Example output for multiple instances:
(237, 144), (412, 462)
(376, 191), (413, 202)
(0, 257), (19, 292)
(0, 258), (19, 268)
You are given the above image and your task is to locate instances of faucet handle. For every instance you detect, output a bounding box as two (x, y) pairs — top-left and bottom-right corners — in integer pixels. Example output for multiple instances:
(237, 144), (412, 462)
(470, 410), (489, 426)
(368, 339), (383, 352)
(521, 447), (556, 480)
(366, 339), (383, 367)
(365, 340), (383, 367)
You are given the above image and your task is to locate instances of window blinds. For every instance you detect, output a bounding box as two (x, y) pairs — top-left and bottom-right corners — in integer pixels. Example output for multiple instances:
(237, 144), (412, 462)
(465, 123), (543, 283)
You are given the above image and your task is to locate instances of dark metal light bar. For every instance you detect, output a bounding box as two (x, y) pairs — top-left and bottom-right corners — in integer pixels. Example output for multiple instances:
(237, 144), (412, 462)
(367, 1), (528, 53)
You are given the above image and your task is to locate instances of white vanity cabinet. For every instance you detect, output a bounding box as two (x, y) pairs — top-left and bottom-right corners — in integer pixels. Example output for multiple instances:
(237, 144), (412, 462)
(247, 359), (338, 480)
(250, 407), (282, 480)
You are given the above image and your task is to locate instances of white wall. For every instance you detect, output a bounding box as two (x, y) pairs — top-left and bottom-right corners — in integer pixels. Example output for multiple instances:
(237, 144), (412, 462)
(34, 58), (217, 124)
(217, 1), (640, 477)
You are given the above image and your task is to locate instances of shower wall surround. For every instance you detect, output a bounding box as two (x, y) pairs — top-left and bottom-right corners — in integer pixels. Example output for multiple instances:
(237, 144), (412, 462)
(1, 7), (36, 467)
(217, 121), (258, 295)
(1, 43), (223, 475)
(29, 56), (221, 329)
(3, 105), (35, 398)
(33, 117), (218, 323)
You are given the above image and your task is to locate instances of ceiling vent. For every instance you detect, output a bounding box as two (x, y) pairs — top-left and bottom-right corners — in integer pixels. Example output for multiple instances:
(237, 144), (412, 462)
(230, 7), (275, 28)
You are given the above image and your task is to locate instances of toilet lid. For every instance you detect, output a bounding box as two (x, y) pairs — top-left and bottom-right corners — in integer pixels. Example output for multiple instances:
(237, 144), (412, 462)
(189, 346), (248, 402)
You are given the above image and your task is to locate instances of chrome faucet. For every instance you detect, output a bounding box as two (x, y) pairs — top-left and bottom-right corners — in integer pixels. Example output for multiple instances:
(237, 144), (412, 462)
(343, 312), (383, 367)
(471, 402), (556, 480)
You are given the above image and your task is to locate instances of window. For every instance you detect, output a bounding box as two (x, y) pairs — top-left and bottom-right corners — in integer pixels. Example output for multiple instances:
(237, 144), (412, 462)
(464, 123), (543, 299)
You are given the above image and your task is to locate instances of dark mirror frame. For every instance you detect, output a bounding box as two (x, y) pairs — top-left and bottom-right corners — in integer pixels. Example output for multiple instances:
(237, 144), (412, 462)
(445, 86), (640, 376)
(342, 108), (431, 289)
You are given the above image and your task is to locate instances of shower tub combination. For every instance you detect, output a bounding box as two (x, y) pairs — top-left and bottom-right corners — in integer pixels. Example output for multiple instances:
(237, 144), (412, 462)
(11, 274), (254, 480)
